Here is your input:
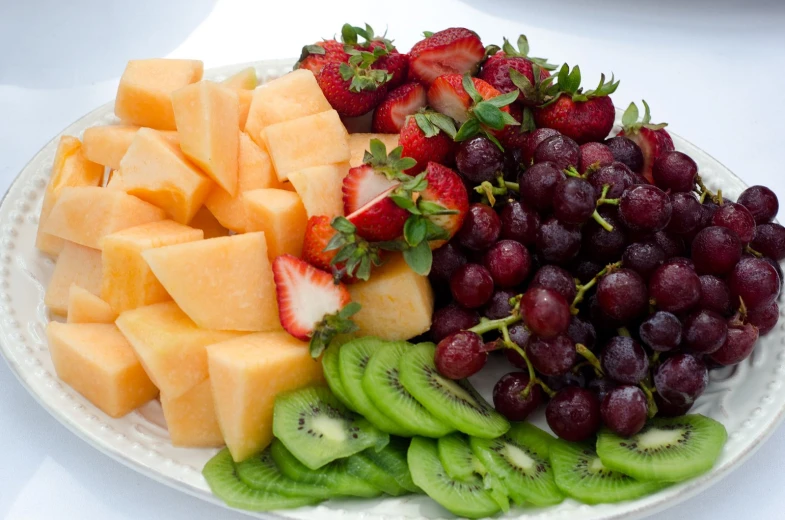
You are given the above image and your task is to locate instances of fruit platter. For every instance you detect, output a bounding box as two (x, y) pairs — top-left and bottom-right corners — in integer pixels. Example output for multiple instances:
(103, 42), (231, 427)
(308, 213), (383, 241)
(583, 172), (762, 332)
(2, 23), (785, 520)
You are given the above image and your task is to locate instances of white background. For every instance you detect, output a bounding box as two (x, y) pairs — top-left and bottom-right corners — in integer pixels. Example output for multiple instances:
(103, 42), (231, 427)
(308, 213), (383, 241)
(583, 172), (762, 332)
(1, 1), (784, 518)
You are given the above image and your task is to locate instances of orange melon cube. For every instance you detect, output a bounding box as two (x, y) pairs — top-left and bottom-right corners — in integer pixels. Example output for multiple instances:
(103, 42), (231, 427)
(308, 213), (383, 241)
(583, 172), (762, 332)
(44, 242), (103, 316)
(67, 284), (117, 324)
(172, 81), (239, 196)
(142, 232), (280, 332)
(237, 89), (253, 129)
(47, 322), (158, 418)
(116, 301), (245, 398)
(263, 110), (350, 181)
(348, 133), (400, 167)
(42, 186), (166, 249)
(188, 206), (229, 238)
(207, 331), (325, 461)
(287, 163), (349, 218)
(101, 220), (203, 314)
(82, 125), (138, 170)
(161, 378), (224, 447)
(119, 128), (213, 223)
(204, 132), (281, 232)
(243, 189), (307, 259)
(114, 59), (203, 130)
(36, 136), (104, 256)
(244, 69), (332, 148)
(222, 67), (257, 90)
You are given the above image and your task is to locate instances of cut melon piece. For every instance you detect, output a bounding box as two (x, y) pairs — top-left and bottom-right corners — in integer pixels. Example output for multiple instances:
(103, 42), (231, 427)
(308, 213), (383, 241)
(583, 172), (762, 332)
(263, 110), (350, 181)
(348, 133), (400, 167)
(237, 89), (253, 129)
(348, 254), (434, 340)
(101, 220), (203, 314)
(42, 186), (166, 249)
(222, 67), (257, 90)
(161, 378), (224, 447)
(36, 136), (104, 256)
(188, 206), (230, 238)
(244, 69), (331, 148)
(44, 241), (103, 316)
(116, 301), (245, 399)
(67, 284), (117, 324)
(172, 81), (239, 196)
(47, 322), (158, 418)
(82, 125), (138, 170)
(243, 189), (307, 259)
(105, 170), (126, 190)
(287, 163), (349, 218)
(142, 232), (280, 332)
(204, 132), (282, 233)
(114, 58), (203, 130)
(207, 331), (325, 461)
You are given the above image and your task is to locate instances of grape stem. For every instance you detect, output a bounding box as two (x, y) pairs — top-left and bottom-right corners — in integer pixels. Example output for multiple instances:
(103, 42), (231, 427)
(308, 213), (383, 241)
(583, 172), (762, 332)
(474, 176), (519, 206)
(564, 166), (584, 179)
(591, 210), (615, 232)
(696, 175), (722, 205)
(617, 327), (631, 337)
(504, 181), (520, 192)
(745, 245), (763, 258)
(468, 313), (522, 335)
(576, 343), (603, 377)
(639, 380), (659, 418)
(570, 261), (623, 314)
(502, 327), (556, 399)
(596, 184), (620, 206)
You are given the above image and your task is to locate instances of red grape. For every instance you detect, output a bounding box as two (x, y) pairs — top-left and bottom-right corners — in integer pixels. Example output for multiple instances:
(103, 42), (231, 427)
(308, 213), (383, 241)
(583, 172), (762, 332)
(519, 162), (565, 212)
(751, 223), (785, 261)
(709, 322), (759, 366)
(567, 315), (597, 350)
(738, 185), (779, 224)
(483, 240), (531, 288)
(493, 372), (542, 421)
(649, 261), (702, 313)
(457, 203), (501, 251)
(747, 301), (779, 336)
(588, 377), (618, 402)
(655, 393), (693, 417)
(666, 192), (703, 235)
(652, 150), (698, 192)
(536, 217), (582, 264)
(649, 231), (685, 259)
(434, 331), (488, 379)
(597, 268), (648, 323)
(588, 162), (636, 199)
(531, 265), (577, 303)
(691, 226), (742, 275)
(522, 128), (560, 164)
(546, 387), (601, 442)
(654, 353), (708, 407)
(698, 275), (732, 316)
(521, 287), (571, 338)
(729, 256), (780, 311)
(601, 385), (648, 437)
(534, 134), (580, 170)
(578, 142), (614, 174)
(583, 208), (627, 264)
(429, 241), (467, 286)
(483, 289), (517, 319)
(600, 336), (650, 384)
(526, 334), (577, 376)
(499, 200), (540, 245)
(639, 311), (682, 352)
(683, 309), (728, 354)
(450, 263), (494, 309)
(619, 184), (673, 233)
(712, 202), (756, 244)
(430, 303), (480, 343)
(605, 136), (644, 174)
(553, 177), (597, 224)
(456, 136), (504, 184)
(623, 242), (665, 279)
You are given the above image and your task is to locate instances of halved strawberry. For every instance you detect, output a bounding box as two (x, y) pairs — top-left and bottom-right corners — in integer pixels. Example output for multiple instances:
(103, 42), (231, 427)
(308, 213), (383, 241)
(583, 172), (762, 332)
(409, 28), (484, 85)
(372, 82), (427, 134)
(419, 162), (469, 247)
(617, 101), (674, 182)
(295, 40), (350, 74)
(427, 74), (507, 123)
(342, 164), (399, 215)
(398, 113), (455, 174)
(347, 186), (409, 241)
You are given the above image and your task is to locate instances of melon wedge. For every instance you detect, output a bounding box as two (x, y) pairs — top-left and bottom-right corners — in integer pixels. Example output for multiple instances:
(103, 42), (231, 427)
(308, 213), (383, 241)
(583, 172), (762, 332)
(82, 125), (180, 171)
(222, 67), (257, 90)
(237, 89), (253, 129)
(161, 378), (224, 447)
(67, 284), (117, 324)
(287, 163), (349, 218)
(243, 189), (307, 260)
(207, 331), (325, 461)
(142, 232), (280, 332)
(188, 206), (230, 238)
(348, 133), (400, 167)
(45, 241), (103, 316)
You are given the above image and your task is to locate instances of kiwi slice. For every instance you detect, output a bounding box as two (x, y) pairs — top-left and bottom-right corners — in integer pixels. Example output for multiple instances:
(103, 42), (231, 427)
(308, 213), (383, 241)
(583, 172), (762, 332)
(550, 439), (666, 504)
(270, 438), (382, 498)
(470, 422), (563, 506)
(398, 342), (509, 439)
(597, 414), (728, 482)
(321, 342), (355, 409)
(364, 437), (420, 494)
(203, 448), (321, 511)
(362, 341), (454, 437)
(339, 338), (416, 436)
(273, 386), (389, 470)
(236, 448), (334, 499)
(346, 451), (407, 496)
(408, 437), (501, 519)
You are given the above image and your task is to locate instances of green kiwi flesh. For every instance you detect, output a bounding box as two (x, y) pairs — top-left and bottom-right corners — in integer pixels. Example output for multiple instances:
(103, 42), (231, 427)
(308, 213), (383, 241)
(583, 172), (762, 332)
(346, 451), (408, 496)
(236, 448), (334, 499)
(363, 437), (420, 494)
(321, 342), (355, 409)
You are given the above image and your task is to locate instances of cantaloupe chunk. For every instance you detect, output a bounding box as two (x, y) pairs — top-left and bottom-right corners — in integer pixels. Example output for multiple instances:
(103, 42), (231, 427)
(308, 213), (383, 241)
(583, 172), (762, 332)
(204, 132), (281, 232)
(207, 331), (325, 461)
(142, 232), (279, 332)
(101, 220), (203, 314)
(44, 242), (103, 316)
(287, 163), (349, 218)
(244, 70), (332, 148)
(188, 206), (229, 238)
(82, 125), (138, 170)
(237, 89), (253, 129)
(67, 284), (117, 324)
(348, 133), (400, 167)
(348, 254), (434, 340)
(114, 59), (203, 130)
(42, 186), (166, 249)
(116, 301), (245, 398)
(172, 81), (239, 196)
(244, 189), (307, 259)
(263, 110), (350, 181)
(119, 127), (213, 223)
(161, 378), (224, 447)
(222, 67), (257, 90)
(36, 136), (104, 256)
(47, 322), (158, 418)
(105, 170), (125, 190)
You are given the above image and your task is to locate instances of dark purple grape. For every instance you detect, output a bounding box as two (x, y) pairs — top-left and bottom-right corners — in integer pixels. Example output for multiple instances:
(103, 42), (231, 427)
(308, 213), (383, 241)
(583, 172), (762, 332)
(597, 269), (648, 323)
(761, 255), (785, 292)
(483, 289), (517, 320)
(430, 303), (480, 343)
(567, 315), (597, 350)
(747, 301), (779, 336)
(534, 134), (580, 170)
(588, 377), (617, 402)
(450, 263), (494, 309)
(519, 162), (565, 212)
(483, 240), (531, 288)
(639, 311), (682, 352)
(649, 231), (685, 259)
(429, 241), (467, 286)
(522, 128), (560, 164)
(649, 260), (702, 314)
(493, 372), (542, 421)
(738, 186), (779, 224)
(526, 334), (577, 376)
(508, 323), (531, 349)
(553, 177), (597, 224)
(666, 192), (703, 235)
(457, 203), (501, 251)
(601, 336), (650, 385)
(536, 218), (582, 264)
(588, 162), (635, 199)
(619, 184), (673, 233)
(712, 202), (756, 244)
(663, 256), (695, 271)
(502, 147), (523, 181)
(521, 287), (571, 339)
(542, 371), (587, 392)
(710, 323), (759, 366)
(531, 265), (577, 303)
(578, 142), (614, 174)
(654, 353), (708, 407)
(652, 151), (698, 192)
(691, 226), (742, 275)
(499, 200), (540, 245)
(434, 331), (487, 379)
(456, 136), (505, 184)
(546, 387), (601, 442)
(623, 242), (665, 279)
(655, 393), (693, 417)
(751, 223), (785, 261)
(729, 257), (780, 311)
(601, 385), (648, 437)
(572, 258), (603, 284)
(698, 275), (732, 315)
(683, 309), (728, 354)
(605, 136), (644, 174)
(583, 208), (627, 264)
(589, 294), (622, 330)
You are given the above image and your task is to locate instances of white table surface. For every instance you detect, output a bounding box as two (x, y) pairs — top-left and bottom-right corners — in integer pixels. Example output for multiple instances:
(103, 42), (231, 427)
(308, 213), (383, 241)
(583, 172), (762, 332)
(1, 1), (785, 519)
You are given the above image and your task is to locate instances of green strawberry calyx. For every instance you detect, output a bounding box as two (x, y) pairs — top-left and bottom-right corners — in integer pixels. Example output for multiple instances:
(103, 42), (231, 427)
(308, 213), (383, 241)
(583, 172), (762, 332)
(339, 48), (392, 92)
(341, 23), (395, 52)
(309, 301), (361, 358)
(453, 73), (521, 149)
(621, 100), (668, 134)
(413, 111), (458, 140)
(325, 216), (385, 283)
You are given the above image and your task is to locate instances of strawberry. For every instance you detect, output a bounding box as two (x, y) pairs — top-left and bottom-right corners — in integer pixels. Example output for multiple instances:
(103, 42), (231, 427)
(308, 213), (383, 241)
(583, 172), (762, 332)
(372, 82), (427, 134)
(418, 162), (469, 247)
(302, 216), (342, 273)
(341, 24), (409, 89)
(409, 28), (484, 85)
(347, 186), (410, 241)
(294, 40), (350, 74)
(302, 216), (385, 283)
(617, 100), (674, 183)
(496, 103), (529, 152)
(272, 254), (358, 357)
(316, 51), (391, 117)
(342, 164), (399, 216)
(374, 52), (410, 89)
(479, 35), (555, 101)
(398, 113), (456, 174)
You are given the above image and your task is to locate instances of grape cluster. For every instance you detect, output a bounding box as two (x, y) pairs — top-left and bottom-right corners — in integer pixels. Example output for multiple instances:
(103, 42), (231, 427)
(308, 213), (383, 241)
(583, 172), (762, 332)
(429, 132), (783, 442)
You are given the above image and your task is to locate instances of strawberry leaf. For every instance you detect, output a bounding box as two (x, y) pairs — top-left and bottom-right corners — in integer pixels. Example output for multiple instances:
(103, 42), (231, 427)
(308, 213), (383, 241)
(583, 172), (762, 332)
(521, 107), (536, 132)
(341, 24), (359, 46)
(462, 74), (483, 104)
(454, 118), (481, 141)
(309, 302), (361, 358)
(642, 99), (652, 124)
(331, 216), (357, 235)
(424, 219), (451, 241)
(500, 111), (521, 127)
(484, 90), (519, 109)
(474, 102), (506, 130)
(418, 200), (456, 216)
(509, 68), (536, 100)
(403, 240), (433, 276)
(516, 35), (530, 57)
(423, 30), (434, 38)
(376, 239), (407, 252)
(622, 100), (668, 132)
(427, 113), (458, 139)
(485, 131), (504, 151)
(404, 216), (428, 246)
(622, 102), (640, 128)
(415, 113), (439, 138)
(390, 194), (419, 213)
(502, 37), (519, 57)
(369, 138), (388, 162)
(484, 44), (501, 60)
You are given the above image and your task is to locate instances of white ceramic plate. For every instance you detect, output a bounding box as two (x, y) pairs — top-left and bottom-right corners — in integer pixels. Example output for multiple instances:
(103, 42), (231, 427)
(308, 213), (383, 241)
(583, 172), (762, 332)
(2, 59), (784, 520)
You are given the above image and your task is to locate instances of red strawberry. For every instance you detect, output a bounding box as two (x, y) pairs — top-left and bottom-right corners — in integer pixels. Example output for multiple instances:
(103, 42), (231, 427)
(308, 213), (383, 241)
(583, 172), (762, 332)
(374, 52), (409, 89)
(302, 216), (341, 273)
(409, 28), (484, 85)
(295, 40), (350, 74)
(372, 82), (427, 134)
(317, 61), (388, 117)
(347, 186), (409, 241)
(496, 103), (529, 152)
(398, 114), (455, 174)
(617, 101), (674, 183)
(342, 164), (399, 214)
(341, 23), (409, 90)
(419, 162), (469, 247)
(427, 74), (507, 123)
(478, 35), (554, 102)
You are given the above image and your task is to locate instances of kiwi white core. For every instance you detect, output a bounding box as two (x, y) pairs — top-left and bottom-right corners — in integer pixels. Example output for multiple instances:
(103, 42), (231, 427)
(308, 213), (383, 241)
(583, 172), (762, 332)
(504, 443), (536, 471)
(636, 427), (683, 449)
(589, 457), (607, 473)
(436, 375), (475, 403)
(311, 415), (348, 442)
